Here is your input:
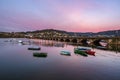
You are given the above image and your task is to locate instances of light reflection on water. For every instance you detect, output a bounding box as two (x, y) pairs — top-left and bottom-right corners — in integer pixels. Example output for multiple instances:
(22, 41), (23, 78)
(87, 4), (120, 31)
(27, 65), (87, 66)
(0, 38), (120, 80)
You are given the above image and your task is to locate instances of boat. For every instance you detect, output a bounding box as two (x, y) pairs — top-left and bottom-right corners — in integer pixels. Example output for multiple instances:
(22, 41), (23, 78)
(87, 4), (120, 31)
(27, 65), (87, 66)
(74, 48), (88, 56)
(33, 52), (47, 57)
(80, 47), (95, 56)
(99, 40), (108, 47)
(28, 46), (41, 50)
(18, 40), (23, 43)
(96, 46), (107, 50)
(85, 50), (95, 56)
(87, 40), (91, 44)
(75, 47), (95, 56)
(60, 50), (71, 56)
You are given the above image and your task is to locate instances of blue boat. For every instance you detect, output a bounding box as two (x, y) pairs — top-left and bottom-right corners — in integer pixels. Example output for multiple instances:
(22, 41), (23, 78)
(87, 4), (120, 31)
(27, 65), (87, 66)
(96, 46), (107, 50)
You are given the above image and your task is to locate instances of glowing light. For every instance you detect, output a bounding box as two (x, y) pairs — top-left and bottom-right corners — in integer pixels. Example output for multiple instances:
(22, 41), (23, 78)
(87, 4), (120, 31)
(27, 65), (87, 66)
(68, 13), (81, 23)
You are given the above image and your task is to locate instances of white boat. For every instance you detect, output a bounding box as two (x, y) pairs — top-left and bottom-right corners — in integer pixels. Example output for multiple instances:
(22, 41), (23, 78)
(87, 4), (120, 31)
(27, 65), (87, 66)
(60, 50), (71, 55)
(18, 40), (23, 43)
(87, 40), (91, 44)
(99, 40), (108, 47)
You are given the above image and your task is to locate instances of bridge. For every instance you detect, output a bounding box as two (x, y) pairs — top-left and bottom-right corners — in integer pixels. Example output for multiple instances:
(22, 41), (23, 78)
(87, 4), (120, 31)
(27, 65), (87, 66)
(35, 36), (120, 46)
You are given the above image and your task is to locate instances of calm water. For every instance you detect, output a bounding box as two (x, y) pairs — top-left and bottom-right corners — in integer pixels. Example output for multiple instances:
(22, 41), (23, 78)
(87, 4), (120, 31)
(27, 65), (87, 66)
(0, 38), (120, 80)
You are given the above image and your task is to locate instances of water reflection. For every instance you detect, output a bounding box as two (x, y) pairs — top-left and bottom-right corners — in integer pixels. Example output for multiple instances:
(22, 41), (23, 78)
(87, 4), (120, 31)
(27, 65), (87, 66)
(0, 38), (120, 80)
(30, 39), (66, 47)
(108, 44), (120, 53)
(30, 39), (120, 52)
(2, 38), (119, 52)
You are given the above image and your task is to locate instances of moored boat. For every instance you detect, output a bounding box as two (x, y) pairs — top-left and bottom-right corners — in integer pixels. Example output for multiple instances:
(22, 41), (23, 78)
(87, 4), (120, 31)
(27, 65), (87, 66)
(33, 52), (47, 57)
(96, 46), (107, 50)
(85, 50), (95, 56)
(75, 47), (95, 56)
(99, 40), (108, 47)
(60, 50), (71, 56)
(18, 40), (23, 43)
(74, 48), (88, 56)
(28, 46), (41, 50)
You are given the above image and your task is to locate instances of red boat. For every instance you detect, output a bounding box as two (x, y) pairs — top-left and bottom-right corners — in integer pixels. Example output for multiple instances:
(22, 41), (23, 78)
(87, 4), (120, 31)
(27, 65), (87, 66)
(76, 47), (95, 56)
(85, 50), (95, 56)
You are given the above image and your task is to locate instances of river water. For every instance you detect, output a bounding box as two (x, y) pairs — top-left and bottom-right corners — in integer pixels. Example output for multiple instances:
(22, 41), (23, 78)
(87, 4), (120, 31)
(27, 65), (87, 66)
(0, 38), (120, 80)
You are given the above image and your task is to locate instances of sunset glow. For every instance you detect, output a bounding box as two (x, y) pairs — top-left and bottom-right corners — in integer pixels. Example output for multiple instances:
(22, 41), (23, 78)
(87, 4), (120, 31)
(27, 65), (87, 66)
(0, 0), (120, 32)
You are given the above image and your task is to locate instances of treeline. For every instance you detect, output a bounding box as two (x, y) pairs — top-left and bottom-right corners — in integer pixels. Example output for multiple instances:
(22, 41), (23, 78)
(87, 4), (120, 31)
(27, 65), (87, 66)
(0, 32), (26, 38)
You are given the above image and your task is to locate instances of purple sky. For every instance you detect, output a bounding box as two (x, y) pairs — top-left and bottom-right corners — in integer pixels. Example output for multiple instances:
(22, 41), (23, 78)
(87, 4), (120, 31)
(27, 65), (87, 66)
(0, 0), (120, 32)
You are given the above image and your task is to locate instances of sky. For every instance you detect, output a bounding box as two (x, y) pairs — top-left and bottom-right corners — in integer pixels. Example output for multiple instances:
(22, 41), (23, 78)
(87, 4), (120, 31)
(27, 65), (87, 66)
(0, 0), (120, 32)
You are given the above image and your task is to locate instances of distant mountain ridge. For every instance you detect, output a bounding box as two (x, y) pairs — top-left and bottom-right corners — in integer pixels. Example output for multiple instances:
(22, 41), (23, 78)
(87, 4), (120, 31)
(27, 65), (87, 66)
(28, 29), (67, 33)
(26, 29), (120, 37)
(69, 30), (120, 37)
(0, 29), (120, 37)
(95, 30), (120, 36)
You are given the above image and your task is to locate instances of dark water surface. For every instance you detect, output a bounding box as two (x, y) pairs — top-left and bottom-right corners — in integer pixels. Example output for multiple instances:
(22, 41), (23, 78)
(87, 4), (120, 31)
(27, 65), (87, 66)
(0, 38), (120, 80)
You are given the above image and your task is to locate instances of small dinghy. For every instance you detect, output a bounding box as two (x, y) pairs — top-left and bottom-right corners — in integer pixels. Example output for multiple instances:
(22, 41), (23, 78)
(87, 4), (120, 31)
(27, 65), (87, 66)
(74, 48), (88, 56)
(99, 40), (108, 47)
(18, 40), (23, 43)
(96, 46), (107, 50)
(85, 50), (95, 56)
(60, 50), (71, 56)
(28, 46), (40, 50)
(33, 52), (47, 57)
(74, 47), (95, 56)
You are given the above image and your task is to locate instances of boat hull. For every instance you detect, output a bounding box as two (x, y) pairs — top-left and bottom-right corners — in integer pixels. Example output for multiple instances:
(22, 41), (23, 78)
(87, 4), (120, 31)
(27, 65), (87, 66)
(33, 52), (47, 57)
(28, 47), (40, 50)
(74, 49), (88, 56)
(86, 50), (95, 56)
(60, 51), (71, 56)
